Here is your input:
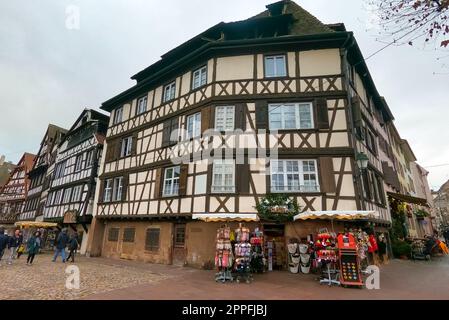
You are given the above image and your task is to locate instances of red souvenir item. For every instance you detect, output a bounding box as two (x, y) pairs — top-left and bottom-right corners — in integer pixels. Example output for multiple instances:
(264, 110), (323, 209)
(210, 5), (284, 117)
(368, 235), (378, 252)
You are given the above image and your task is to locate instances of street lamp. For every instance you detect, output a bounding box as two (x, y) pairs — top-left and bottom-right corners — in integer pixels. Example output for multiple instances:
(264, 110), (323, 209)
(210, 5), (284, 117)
(356, 152), (369, 171)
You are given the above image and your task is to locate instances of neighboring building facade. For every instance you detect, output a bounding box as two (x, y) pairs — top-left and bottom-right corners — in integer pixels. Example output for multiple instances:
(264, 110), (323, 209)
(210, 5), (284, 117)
(0, 153), (36, 229)
(433, 179), (449, 228)
(86, 0), (398, 266)
(43, 109), (108, 253)
(19, 124), (67, 222)
(0, 155), (16, 188)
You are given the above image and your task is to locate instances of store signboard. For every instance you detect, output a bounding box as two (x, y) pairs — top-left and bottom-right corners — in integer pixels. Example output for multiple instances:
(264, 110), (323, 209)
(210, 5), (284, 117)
(63, 210), (78, 224)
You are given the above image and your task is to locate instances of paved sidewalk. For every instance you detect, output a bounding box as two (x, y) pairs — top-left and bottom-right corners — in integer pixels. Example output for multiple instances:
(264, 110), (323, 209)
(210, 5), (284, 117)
(2, 253), (448, 300)
(86, 256), (449, 300)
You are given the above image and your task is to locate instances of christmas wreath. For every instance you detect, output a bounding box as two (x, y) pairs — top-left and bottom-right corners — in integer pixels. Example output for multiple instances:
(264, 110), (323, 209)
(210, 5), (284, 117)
(255, 193), (300, 222)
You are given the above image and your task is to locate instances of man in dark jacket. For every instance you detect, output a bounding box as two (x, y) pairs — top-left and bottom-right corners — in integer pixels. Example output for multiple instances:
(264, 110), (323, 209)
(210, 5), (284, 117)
(7, 229), (23, 265)
(52, 228), (69, 263)
(0, 228), (9, 266)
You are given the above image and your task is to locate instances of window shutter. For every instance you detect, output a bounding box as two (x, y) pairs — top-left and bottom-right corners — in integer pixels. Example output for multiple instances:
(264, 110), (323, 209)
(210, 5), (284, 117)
(162, 120), (171, 147)
(171, 118), (179, 143)
(315, 98), (329, 129)
(351, 96), (363, 139)
(105, 140), (114, 162)
(179, 164), (188, 196)
(153, 168), (163, 199)
(255, 100), (268, 130)
(235, 104), (246, 131)
(236, 162), (250, 194)
(201, 106), (211, 134)
(131, 133), (138, 155)
(319, 157), (336, 193)
(99, 179), (105, 202)
(114, 139), (121, 161)
(121, 175), (129, 202)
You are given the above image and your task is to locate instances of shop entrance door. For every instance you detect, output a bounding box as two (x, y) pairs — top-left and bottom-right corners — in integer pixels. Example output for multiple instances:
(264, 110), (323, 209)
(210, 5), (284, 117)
(263, 224), (286, 271)
(172, 223), (186, 265)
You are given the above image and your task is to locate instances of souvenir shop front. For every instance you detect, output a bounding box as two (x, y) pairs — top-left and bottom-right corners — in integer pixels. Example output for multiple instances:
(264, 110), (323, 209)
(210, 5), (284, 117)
(190, 213), (290, 283)
(14, 221), (58, 251)
(284, 210), (384, 287)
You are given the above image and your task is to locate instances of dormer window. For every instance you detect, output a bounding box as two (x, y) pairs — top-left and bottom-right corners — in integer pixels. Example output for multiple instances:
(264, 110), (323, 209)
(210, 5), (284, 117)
(113, 106), (123, 125)
(192, 65), (207, 89)
(265, 55), (287, 78)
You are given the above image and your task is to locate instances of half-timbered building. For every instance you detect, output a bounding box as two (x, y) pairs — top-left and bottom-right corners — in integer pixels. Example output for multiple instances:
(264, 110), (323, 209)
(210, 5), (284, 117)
(43, 109), (108, 253)
(0, 153), (36, 230)
(86, 0), (409, 266)
(20, 124), (67, 222)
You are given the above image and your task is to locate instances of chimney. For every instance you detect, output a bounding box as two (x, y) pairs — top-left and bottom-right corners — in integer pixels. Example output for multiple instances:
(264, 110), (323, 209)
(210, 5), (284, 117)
(0, 155), (4, 165)
(266, 0), (289, 17)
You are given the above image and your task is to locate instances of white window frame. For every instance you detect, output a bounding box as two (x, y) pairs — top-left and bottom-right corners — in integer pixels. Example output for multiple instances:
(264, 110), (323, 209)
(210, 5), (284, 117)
(186, 112), (201, 139)
(86, 150), (94, 168)
(162, 166), (180, 197)
(192, 65), (207, 89)
(264, 55), (287, 78)
(120, 136), (133, 157)
(103, 179), (113, 202)
(74, 154), (84, 172)
(71, 185), (83, 202)
(136, 96), (147, 115)
(214, 106), (235, 131)
(270, 159), (319, 193)
(113, 106), (123, 125)
(212, 159), (235, 193)
(163, 81), (176, 102)
(54, 189), (63, 205)
(268, 103), (314, 130)
(112, 177), (123, 202)
(62, 188), (72, 204)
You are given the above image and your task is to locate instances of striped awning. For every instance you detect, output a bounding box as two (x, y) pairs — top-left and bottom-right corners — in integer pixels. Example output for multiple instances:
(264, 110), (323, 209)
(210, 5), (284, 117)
(293, 210), (379, 221)
(192, 213), (259, 222)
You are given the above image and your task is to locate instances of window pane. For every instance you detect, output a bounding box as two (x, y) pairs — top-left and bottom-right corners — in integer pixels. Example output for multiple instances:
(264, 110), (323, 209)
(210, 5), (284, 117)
(298, 104), (312, 128)
(287, 174), (300, 191)
(275, 56), (286, 76)
(265, 57), (275, 77)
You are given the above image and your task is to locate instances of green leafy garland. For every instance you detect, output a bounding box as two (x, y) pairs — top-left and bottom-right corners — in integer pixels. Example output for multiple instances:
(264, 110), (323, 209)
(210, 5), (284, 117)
(255, 193), (300, 222)
(414, 209), (429, 218)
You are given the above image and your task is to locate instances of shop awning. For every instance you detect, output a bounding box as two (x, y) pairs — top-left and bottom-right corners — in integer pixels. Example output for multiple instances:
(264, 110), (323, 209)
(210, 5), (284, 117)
(15, 221), (58, 228)
(387, 192), (429, 207)
(293, 210), (379, 221)
(192, 213), (259, 222)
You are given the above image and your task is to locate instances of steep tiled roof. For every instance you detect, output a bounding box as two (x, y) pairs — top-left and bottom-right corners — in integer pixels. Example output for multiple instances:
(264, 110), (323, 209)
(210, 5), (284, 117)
(249, 0), (334, 35)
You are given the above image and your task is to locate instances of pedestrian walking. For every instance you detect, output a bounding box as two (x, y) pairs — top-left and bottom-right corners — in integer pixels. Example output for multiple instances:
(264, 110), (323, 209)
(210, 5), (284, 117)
(26, 231), (41, 265)
(66, 233), (79, 263)
(0, 228), (9, 266)
(7, 230), (23, 265)
(443, 228), (449, 245)
(52, 228), (69, 262)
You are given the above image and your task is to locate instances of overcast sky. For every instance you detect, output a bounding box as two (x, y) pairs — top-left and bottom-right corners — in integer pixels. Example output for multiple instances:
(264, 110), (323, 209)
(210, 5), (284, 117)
(1, 0), (448, 190)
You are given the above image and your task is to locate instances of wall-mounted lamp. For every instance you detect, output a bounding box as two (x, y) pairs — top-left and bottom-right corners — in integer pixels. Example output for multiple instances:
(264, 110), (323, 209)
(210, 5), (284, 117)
(356, 152), (369, 171)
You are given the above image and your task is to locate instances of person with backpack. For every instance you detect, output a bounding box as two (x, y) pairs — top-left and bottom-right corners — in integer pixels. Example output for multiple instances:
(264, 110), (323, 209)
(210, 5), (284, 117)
(52, 228), (69, 263)
(0, 228), (9, 266)
(26, 231), (42, 265)
(66, 233), (79, 263)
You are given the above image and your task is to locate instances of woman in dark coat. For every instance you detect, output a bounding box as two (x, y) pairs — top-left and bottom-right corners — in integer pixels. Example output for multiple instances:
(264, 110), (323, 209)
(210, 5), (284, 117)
(26, 231), (41, 265)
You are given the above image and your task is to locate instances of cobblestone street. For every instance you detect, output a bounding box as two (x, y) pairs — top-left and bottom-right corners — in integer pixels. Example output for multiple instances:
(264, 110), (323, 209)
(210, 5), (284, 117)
(1, 253), (449, 300)
(0, 253), (173, 300)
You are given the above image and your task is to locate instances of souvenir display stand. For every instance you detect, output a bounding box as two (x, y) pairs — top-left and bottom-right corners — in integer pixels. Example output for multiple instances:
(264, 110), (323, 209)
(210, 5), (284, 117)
(287, 242), (300, 273)
(250, 228), (265, 273)
(234, 224), (253, 283)
(214, 225), (234, 283)
(337, 233), (363, 287)
(299, 243), (312, 274)
(315, 232), (340, 286)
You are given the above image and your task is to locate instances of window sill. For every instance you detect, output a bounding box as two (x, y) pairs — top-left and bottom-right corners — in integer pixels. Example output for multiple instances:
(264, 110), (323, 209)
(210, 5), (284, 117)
(263, 75), (288, 80)
(270, 190), (321, 194)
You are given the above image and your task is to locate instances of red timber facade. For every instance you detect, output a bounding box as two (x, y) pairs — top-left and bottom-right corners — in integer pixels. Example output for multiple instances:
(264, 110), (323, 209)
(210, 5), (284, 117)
(86, 1), (397, 266)
(0, 153), (36, 229)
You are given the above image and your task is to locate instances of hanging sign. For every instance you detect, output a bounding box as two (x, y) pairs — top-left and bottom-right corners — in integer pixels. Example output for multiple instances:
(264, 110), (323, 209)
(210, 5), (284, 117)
(63, 210), (78, 224)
